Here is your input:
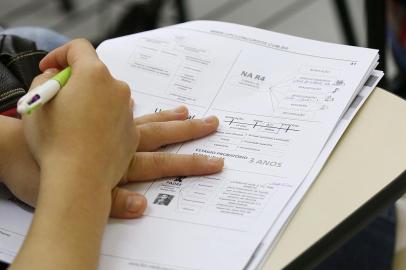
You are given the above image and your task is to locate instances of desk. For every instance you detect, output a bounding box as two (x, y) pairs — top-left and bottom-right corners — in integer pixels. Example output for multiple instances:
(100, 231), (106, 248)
(263, 88), (406, 269)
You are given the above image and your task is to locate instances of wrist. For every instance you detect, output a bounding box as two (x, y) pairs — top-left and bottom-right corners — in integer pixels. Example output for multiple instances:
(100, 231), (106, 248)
(39, 165), (112, 213)
(13, 171), (112, 270)
(0, 116), (22, 183)
(37, 169), (112, 244)
(41, 154), (112, 188)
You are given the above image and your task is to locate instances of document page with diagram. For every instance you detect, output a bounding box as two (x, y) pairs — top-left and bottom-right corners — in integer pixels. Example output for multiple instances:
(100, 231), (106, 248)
(0, 21), (379, 270)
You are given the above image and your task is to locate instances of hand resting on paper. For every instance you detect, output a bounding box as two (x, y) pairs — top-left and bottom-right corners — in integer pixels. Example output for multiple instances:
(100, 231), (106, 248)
(0, 39), (223, 270)
(0, 39), (223, 220)
(0, 106), (223, 218)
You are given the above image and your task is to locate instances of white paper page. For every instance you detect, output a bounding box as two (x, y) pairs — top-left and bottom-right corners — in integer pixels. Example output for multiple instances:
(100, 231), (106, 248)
(246, 70), (384, 270)
(0, 21), (379, 270)
(0, 70), (381, 267)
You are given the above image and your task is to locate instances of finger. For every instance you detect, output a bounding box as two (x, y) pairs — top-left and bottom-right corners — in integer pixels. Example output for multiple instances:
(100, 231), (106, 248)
(110, 187), (147, 219)
(133, 105), (188, 126)
(39, 38), (98, 71)
(124, 152), (224, 181)
(130, 98), (134, 111)
(137, 115), (219, 151)
(29, 68), (59, 90)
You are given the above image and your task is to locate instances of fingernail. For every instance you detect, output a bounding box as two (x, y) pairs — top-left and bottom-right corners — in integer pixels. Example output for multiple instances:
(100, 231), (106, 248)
(126, 195), (143, 213)
(203, 115), (217, 124)
(207, 156), (224, 164)
(171, 105), (187, 113)
(44, 68), (59, 74)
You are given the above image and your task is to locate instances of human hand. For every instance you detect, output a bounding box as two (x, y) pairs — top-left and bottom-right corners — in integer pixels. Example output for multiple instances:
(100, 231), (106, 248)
(110, 105), (223, 218)
(7, 38), (223, 270)
(23, 39), (137, 197)
(4, 38), (223, 216)
(5, 40), (136, 269)
(1, 106), (223, 218)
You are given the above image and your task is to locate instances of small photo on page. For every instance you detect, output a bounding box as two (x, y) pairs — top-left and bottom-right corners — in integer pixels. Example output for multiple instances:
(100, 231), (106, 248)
(153, 193), (175, 206)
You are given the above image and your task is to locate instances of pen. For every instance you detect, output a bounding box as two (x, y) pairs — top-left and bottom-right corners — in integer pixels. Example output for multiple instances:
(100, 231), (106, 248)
(17, 66), (72, 115)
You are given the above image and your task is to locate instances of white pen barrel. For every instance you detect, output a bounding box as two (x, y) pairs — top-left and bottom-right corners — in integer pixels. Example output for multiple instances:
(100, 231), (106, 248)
(17, 79), (62, 114)
(34, 79), (61, 104)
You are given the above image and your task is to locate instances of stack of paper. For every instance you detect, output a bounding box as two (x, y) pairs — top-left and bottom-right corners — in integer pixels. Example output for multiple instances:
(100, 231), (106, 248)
(0, 21), (382, 269)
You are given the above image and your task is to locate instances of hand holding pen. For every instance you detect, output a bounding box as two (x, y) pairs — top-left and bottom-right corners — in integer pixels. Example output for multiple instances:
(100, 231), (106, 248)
(17, 67), (71, 115)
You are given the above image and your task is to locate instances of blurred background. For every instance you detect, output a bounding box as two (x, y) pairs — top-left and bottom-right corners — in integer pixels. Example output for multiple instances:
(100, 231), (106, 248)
(1, 0), (363, 44)
(1, 0), (406, 98)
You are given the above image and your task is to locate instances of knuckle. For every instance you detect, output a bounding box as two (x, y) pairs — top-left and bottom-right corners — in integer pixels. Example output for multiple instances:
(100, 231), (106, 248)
(152, 152), (169, 172)
(72, 38), (93, 48)
(29, 75), (46, 90)
(150, 122), (165, 135)
(84, 61), (112, 84)
(185, 119), (199, 131)
(186, 118), (197, 126)
(68, 39), (93, 54)
(160, 110), (173, 119)
(153, 111), (167, 121)
(117, 80), (131, 96)
(92, 60), (109, 75)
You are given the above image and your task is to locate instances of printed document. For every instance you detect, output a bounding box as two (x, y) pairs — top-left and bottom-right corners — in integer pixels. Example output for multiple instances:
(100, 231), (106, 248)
(0, 21), (380, 269)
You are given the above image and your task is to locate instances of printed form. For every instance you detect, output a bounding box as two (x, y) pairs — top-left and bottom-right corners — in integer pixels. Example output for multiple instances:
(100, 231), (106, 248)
(0, 21), (379, 269)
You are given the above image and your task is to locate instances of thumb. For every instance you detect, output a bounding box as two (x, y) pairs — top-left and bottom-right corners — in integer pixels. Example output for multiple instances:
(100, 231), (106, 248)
(110, 187), (147, 219)
(29, 68), (59, 90)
